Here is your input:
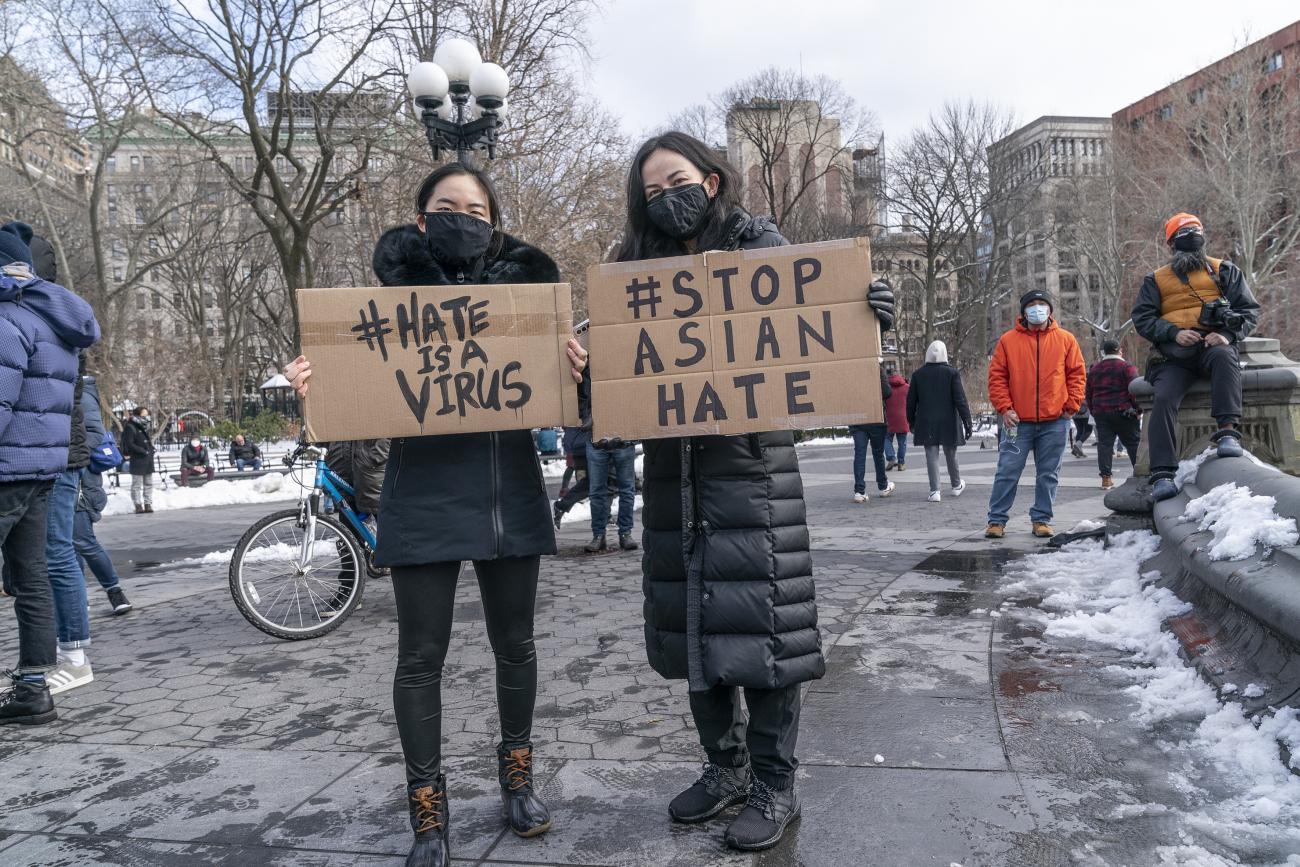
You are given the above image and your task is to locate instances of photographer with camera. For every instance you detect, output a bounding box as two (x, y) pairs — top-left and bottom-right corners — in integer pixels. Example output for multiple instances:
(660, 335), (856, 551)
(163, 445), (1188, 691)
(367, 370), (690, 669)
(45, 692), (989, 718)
(1132, 213), (1259, 502)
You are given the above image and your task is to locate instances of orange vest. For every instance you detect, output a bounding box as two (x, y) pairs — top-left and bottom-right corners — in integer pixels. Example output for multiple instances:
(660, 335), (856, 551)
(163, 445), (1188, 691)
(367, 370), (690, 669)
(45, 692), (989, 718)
(1153, 257), (1223, 330)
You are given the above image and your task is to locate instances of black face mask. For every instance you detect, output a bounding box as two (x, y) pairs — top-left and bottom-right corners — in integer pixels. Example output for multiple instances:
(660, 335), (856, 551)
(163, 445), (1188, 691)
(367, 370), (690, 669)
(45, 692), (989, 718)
(1172, 232), (1205, 253)
(646, 183), (713, 241)
(422, 212), (494, 268)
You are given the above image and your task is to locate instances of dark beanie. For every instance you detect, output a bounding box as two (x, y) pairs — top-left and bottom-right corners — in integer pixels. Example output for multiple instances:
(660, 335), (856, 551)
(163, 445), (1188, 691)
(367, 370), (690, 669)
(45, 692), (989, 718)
(1019, 289), (1054, 313)
(0, 221), (34, 267)
(1102, 338), (1121, 355)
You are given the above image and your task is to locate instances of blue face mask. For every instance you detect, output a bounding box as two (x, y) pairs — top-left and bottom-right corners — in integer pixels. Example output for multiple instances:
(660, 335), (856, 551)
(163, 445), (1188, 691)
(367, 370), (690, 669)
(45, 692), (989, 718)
(1025, 304), (1050, 325)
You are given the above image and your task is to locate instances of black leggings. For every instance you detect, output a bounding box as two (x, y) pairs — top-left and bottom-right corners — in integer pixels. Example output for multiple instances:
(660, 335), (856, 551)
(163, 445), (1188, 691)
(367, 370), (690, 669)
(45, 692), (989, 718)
(392, 556), (539, 784)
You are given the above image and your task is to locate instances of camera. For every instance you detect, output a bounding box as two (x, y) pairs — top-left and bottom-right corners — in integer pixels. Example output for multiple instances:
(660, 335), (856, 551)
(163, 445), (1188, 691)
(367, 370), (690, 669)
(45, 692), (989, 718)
(1198, 298), (1245, 333)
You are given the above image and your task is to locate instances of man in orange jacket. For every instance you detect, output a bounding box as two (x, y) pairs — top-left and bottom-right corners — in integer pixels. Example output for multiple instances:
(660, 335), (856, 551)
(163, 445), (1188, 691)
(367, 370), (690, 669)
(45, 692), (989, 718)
(984, 289), (1086, 539)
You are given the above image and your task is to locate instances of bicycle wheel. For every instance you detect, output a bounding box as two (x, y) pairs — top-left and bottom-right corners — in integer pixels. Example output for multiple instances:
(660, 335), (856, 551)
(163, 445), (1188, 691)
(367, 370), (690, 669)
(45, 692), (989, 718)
(229, 509), (367, 640)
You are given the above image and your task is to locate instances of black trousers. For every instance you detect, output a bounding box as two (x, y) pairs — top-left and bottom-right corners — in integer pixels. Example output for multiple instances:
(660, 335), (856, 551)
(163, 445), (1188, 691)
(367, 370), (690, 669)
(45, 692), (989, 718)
(392, 556), (539, 784)
(1148, 342), (1243, 475)
(1093, 411), (1141, 477)
(0, 480), (56, 673)
(689, 683), (802, 790)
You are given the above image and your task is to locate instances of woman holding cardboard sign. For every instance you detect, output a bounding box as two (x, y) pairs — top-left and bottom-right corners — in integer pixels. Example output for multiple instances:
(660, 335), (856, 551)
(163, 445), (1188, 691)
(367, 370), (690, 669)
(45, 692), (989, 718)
(285, 163), (586, 867)
(607, 131), (895, 851)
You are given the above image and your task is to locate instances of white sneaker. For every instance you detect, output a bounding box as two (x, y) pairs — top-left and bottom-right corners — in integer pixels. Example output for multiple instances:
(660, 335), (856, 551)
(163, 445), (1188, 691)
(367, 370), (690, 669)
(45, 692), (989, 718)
(47, 660), (93, 695)
(952, 480), (966, 497)
(928, 491), (941, 503)
(852, 492), (868, 503)
(878, 481), (895, 497)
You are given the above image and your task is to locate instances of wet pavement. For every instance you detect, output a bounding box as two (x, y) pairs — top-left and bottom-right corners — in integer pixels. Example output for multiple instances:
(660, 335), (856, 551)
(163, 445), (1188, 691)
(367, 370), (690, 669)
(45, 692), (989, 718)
(0, 441), (1256, 866)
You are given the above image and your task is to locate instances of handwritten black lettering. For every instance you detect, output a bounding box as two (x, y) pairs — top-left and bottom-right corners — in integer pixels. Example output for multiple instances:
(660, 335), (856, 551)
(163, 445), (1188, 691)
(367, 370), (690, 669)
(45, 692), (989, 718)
(797, 310), (834, 356)
(658, 382), (686, 426)
(751, 264), (780, 305)
(626, 275), (663, 320)
(676, 321), (706, 368)
(440, 296), (472, 340)
(672, 270), (703, 317)
(693, 381), (727, 423)
(452, 371), (480, 416)
(634, 329), (665, 376)
(468, 299), (490, 336)
(421, 303), (448, 345)
(732, 373), (765, 419)
(416, 345), (437, 375)
(722, 318), (736, 363)
(785, 371), (814, 415)
(712, 266), (740, 311)
(461, 339), (489, 367)
(393, 292), (418, 351)
(792, 257), (821, 304)
(354, 298), (393, 361)
(755, 317), (780, 361)
(434, 373), (455, 416)
(503, 361), (531, 409)
(475, 368), (502, 410)
(396, 368), (431, 424)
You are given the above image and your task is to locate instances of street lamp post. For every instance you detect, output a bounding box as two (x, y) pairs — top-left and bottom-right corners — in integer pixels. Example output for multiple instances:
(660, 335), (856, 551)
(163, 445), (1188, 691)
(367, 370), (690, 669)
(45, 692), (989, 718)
(407, 38), (511, 166)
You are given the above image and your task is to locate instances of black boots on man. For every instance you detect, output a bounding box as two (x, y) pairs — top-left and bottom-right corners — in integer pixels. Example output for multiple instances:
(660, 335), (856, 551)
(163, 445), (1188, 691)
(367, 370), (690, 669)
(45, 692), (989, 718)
(0, 673), (56, 726)
(405, 776), (450, 867)
(498, 745), (552, 837)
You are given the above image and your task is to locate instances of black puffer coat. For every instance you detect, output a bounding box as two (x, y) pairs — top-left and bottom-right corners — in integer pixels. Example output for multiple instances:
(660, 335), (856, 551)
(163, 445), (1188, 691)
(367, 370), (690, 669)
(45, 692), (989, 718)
(119, 415), (155, 475)
(641, 210), (825, 692)
(370, 224), (559, 567)
(907, 362), (972, 447)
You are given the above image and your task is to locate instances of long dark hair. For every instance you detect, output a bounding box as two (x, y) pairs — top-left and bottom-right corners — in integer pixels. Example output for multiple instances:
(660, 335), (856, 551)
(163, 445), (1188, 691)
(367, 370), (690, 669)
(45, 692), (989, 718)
(615, 131), (743, 262)
(414, 163), (505, 258)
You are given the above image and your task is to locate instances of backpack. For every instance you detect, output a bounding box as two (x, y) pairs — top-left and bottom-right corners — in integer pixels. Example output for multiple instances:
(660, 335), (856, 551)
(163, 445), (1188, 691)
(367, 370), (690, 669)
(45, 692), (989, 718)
(90, 429), (124, 473)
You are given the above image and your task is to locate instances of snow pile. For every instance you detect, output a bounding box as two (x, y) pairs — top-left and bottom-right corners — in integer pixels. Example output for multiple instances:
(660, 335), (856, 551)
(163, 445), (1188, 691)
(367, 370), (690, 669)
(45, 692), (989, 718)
(1175, 447), (1214, 487)
(560, 495), (644, 527)
(1006, 531), (1300, 859)
(103, 473), (306, 516)
(1068, 519), (1106, 534)
(1180, 483), (1299, 561)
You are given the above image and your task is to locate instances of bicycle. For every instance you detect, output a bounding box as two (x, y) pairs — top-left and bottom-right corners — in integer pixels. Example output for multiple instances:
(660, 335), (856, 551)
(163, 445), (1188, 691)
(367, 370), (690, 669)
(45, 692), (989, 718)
(229, 440), (380, 640)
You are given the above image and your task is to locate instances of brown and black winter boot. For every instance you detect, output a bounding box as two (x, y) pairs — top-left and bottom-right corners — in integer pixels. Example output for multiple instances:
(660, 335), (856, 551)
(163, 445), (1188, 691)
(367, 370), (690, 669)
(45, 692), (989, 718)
(498, 745), (552, 837)
(134, 504), (144, 515)
(405, 776), (450, 867)
(143, 504), (154, 514)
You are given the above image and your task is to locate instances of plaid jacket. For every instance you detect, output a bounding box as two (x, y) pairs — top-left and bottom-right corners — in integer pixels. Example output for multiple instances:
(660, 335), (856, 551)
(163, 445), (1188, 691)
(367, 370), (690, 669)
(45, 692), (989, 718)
(1085, 356), (1139, 414)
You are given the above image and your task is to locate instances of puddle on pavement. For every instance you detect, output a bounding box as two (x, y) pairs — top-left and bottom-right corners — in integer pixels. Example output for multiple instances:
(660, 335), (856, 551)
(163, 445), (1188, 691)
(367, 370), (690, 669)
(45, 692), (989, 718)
(915, 549), (1018, 575)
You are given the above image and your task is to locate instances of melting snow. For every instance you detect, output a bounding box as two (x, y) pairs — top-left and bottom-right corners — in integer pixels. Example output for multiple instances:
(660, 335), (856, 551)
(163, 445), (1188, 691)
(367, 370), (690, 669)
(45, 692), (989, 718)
(1180, 483), (1299, 561)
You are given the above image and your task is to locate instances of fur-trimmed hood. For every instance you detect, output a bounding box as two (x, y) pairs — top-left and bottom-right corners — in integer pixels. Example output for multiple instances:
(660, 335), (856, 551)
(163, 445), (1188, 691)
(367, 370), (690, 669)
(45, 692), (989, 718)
(371, 223), (560, 287)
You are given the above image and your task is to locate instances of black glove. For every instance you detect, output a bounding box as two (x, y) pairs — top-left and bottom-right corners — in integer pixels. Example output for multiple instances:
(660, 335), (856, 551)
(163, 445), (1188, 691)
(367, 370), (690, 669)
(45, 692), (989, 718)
(964, 427), (973, 441)
(867, 279), (895, 331)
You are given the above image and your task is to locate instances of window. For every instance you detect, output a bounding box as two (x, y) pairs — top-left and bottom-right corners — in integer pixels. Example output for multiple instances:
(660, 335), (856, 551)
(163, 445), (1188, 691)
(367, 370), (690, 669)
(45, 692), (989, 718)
(1189, 86), (1207, 105)
(151, 294), (161, 310)
(1089, 274), (1101, 291)
(106, 156), (116, 173)
(1060, 274), (1078, 293)
(148, 237), (158, 254)
(129, 155), (139, 172)
(111, 240), (124, 259)
(135, 205), (146, 225)
(1033, 254), (1046, 273)
(142, 155), (154, 173)
(1266, 51), (1284, 73)
(112, 266), (123, 281)
(136, 292), (145, 310)
(1157, 104), (1174, 120)
(174, 321), (184, 337)
(202, 290), (214, 307)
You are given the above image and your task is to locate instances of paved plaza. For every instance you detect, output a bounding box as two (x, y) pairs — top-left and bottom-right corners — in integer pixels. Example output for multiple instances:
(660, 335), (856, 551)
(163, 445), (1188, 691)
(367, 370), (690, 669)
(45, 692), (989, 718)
(0, 442), (1226, 866)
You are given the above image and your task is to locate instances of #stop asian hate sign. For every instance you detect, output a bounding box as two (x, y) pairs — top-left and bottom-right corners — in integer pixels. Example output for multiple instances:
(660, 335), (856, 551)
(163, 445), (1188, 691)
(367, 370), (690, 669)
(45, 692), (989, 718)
(586, 238), (884, 441)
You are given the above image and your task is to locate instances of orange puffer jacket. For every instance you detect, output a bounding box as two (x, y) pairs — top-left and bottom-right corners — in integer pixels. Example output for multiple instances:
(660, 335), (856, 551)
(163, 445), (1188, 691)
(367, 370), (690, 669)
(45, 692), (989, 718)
(988, 318), (1086, 423)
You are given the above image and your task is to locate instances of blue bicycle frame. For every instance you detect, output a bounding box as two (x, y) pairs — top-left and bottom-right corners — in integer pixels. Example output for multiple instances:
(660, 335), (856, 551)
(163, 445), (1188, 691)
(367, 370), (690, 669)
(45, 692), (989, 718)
(306, 456), (377, 552)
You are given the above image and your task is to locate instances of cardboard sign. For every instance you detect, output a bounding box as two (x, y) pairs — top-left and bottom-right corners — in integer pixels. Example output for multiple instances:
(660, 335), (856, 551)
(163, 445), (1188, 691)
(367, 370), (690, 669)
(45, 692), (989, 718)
(299, 283), (579, 441)
(587, 238), (883, 440)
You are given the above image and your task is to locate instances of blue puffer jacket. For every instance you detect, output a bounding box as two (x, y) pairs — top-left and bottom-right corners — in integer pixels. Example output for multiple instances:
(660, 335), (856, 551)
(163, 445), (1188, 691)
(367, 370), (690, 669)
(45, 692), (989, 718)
(0, 266), (100, 483)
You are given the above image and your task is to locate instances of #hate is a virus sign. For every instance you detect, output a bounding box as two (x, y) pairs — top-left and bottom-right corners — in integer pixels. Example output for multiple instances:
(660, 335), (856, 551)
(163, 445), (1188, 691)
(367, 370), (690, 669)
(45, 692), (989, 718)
(586, 238), (885, 441)
(298, 282), (579, 441)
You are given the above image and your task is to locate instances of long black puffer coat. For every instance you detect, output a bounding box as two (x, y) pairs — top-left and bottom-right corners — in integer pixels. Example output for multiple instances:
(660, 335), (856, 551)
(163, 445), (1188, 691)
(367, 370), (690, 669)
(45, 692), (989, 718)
(370, 224), (559, 567)
(640, 210), (825, 692)
(906, 362), (972, 447)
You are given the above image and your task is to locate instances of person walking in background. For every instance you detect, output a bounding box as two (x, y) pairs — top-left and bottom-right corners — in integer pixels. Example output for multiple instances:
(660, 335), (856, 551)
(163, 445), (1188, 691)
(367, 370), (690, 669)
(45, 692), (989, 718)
(883, 371), (909, 471)
(179, 437), (216, 486)
(119, 407), (156, 513)
(849, 367), (895, 503)
(553, 424), (591, 529)
(1087, 339), (1142, 491)
(1069, 403), (1093, 458)
(907, 341), (971, 503)
(0, 220), (100, 725)
(985, 290), (1086, 539)
(229, 435), (263, 471)
(75, 371), (131, 615)
(584, 437), (638, 553)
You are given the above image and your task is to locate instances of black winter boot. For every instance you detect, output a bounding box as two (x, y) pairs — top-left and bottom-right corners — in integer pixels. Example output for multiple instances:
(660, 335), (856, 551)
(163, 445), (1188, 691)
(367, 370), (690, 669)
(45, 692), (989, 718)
(584, 535), (606, 553)
(723, 777), (801, 851)
(618, 533), (638, 551)
(0, 672), (56, 726)
(405, 776), (450, 867)
(669, 762), (750, 823)
(498, 745), (552, 837)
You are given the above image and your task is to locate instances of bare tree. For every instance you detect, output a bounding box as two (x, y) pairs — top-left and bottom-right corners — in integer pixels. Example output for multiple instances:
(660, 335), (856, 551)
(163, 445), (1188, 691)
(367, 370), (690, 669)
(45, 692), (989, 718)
(717, 67), (877, 242)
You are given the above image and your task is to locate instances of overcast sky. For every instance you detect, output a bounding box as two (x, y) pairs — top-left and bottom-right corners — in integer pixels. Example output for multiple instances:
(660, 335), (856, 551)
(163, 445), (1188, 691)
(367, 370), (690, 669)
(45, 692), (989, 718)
(581, 0), (1299, 145)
